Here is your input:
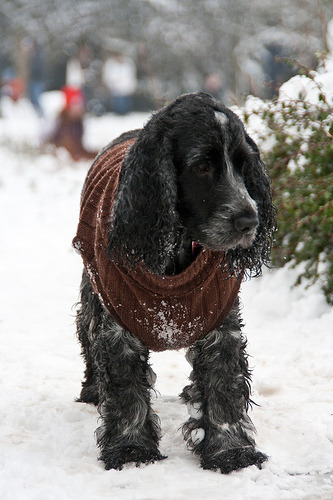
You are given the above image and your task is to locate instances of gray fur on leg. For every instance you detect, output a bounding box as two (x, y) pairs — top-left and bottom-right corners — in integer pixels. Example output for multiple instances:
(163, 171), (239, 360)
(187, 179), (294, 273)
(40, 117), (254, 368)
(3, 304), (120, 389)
(92, 317), (165, 470)
(180, 299), (267, 473)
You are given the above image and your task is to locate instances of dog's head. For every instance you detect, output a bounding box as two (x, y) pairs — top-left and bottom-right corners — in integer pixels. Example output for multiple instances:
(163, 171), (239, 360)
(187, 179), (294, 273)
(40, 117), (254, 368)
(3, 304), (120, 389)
(108, 92), (276, 276)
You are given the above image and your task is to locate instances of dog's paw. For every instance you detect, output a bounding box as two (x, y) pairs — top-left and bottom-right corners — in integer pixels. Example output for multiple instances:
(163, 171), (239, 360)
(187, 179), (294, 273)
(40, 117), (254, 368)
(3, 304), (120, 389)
(101, 445), (167, 471)
(200, 447), (267, 474)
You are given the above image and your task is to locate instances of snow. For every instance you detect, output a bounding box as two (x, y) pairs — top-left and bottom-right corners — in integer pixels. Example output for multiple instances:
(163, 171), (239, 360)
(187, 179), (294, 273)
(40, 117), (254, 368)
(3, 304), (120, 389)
(278, 72), (333, 106)
(1, 91), (333, 499)
(276, 17), (333, 107)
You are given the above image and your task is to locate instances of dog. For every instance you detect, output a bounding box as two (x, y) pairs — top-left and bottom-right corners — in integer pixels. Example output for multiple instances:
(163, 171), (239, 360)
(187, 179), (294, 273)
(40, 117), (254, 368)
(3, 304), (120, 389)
(73, 92), (276, 473)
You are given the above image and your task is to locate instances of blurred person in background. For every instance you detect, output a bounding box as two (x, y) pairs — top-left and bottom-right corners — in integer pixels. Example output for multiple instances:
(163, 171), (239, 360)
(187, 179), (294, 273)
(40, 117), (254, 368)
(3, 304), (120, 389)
(44, 86), (97, 161)
(203, 72), (225, 102)
(102, 52), (137, 115)
(66, 44), (104, 116)
(27, 39), (45, 117)
(66, 44), (96, 97)
(1, 68), (24, 103)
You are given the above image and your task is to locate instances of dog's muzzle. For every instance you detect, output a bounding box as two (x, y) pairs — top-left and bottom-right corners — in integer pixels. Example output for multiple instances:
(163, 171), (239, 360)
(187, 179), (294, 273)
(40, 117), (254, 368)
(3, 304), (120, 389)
(232, 208), (259, 247)
(233, 212), (259, 236)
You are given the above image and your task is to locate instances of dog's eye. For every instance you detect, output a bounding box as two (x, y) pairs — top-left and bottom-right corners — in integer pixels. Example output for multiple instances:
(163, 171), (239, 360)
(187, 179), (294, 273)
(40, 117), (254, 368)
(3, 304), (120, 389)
(196, 163), (213, 176)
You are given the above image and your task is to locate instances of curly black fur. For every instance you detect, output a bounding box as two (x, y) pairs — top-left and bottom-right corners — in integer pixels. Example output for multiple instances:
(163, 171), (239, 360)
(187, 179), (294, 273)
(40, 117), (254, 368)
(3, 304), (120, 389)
(75, 92), (275, 472)
(107, 130), (178, 273)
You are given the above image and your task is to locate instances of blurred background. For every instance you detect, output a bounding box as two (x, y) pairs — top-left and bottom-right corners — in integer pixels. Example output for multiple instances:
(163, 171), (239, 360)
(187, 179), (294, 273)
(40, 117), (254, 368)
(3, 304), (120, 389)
(1, 0), (333, 116)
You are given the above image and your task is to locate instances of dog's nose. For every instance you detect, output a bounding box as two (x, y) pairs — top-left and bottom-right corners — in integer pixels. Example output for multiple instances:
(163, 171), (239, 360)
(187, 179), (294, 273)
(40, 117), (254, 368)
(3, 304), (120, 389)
(234, 213), (259, 235)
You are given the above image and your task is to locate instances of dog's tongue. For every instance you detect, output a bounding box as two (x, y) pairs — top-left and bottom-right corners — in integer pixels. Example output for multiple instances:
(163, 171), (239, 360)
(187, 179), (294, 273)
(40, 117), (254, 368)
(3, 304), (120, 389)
(192, 241), (198, 254)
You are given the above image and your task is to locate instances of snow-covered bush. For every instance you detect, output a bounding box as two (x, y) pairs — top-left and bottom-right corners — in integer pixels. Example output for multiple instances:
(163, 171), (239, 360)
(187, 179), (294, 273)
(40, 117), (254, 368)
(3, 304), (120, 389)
(243, 64), (333, 303)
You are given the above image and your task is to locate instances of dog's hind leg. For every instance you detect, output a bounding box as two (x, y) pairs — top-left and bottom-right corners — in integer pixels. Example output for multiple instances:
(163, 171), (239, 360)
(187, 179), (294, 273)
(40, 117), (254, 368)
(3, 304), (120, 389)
(76, 270), (102, 405)
(92, 317), (165, 470)
(180, 298), (267, 473)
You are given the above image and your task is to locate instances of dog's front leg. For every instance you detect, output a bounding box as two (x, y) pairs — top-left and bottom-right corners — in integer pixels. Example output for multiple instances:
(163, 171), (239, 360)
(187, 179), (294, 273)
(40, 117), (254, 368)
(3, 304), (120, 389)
(181, 299), (267, 473)
(92, 317), (165, 470)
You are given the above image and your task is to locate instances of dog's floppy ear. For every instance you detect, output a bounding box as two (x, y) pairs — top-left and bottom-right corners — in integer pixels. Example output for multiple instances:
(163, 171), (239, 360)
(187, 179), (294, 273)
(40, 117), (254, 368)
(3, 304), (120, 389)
(227, 132), (277, 277)
(107, 130), (178, 274)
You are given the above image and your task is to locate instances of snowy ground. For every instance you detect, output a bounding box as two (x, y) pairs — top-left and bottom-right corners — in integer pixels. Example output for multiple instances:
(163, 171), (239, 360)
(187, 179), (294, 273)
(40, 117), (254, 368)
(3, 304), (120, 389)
(0, 104), (333, 500)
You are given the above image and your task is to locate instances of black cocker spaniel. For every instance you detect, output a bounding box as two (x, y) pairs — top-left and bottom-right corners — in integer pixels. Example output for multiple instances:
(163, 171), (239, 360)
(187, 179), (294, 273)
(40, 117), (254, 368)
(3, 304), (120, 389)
(74, 92), (276, 473)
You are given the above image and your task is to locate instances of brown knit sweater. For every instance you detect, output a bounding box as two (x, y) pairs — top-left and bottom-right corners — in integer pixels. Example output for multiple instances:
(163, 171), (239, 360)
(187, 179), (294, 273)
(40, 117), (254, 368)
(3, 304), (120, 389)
(73, 139), (242, 351)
